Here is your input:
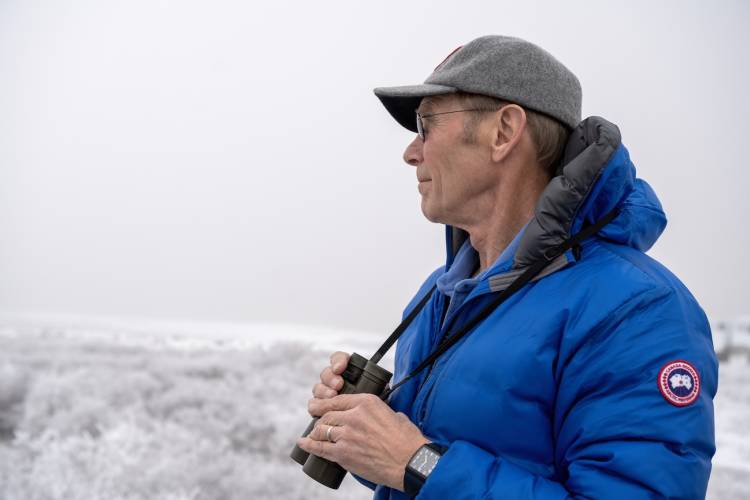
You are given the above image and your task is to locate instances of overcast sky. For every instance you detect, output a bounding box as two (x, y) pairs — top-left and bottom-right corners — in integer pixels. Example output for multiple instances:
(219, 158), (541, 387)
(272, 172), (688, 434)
(0, 0), (747, 335)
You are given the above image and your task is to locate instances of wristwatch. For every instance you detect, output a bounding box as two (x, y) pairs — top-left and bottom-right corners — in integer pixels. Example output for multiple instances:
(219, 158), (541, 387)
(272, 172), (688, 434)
(403, 442), (448, 497)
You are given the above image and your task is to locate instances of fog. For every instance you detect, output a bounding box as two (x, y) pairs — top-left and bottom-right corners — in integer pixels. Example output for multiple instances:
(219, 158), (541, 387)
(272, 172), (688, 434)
(1, 0), (747, 334)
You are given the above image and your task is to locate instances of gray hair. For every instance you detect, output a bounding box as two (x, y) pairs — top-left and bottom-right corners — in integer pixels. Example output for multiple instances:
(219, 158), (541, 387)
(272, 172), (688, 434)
(455, 93), (569, 178)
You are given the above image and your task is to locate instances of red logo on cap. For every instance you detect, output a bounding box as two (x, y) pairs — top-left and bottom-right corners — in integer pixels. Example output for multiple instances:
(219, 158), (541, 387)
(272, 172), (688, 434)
(434, 45), (463, 72)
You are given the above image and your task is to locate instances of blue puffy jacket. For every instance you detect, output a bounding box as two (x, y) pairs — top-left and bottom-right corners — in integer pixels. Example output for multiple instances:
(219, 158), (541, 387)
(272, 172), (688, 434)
(358, 117), (717, 499)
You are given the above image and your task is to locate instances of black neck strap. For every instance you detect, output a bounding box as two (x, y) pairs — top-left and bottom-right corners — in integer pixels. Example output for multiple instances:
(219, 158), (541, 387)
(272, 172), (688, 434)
(369, 282), (437, 365)
(375, 208), (619, 400)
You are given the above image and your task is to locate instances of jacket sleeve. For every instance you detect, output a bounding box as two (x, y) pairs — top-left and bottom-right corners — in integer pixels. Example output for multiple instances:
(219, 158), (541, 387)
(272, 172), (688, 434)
(417, 286), (718, 500)
(351, 473), (377, 491)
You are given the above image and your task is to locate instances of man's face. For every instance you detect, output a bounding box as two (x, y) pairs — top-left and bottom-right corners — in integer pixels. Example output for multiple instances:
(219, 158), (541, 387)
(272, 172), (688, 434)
(403, 96), (497, 227)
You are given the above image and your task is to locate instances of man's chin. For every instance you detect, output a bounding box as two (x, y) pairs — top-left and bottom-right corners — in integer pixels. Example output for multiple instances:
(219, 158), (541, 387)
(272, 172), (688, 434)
(420, 203), (443, 224)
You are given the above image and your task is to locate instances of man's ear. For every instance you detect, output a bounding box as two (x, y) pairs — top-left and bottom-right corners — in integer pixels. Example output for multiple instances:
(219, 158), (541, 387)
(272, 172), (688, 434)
(490, 104), (527, 163)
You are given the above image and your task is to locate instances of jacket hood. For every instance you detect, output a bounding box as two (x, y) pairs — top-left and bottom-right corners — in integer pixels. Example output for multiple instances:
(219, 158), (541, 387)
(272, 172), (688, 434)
(445, 116), (667, 271)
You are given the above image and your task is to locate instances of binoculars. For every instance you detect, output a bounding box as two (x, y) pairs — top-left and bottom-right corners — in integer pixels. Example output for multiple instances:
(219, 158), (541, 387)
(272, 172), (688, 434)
(289, 352), (392, 489)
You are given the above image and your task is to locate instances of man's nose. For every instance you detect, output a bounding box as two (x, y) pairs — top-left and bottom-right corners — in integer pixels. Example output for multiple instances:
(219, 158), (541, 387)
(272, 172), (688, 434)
(402, 136), (423, 167)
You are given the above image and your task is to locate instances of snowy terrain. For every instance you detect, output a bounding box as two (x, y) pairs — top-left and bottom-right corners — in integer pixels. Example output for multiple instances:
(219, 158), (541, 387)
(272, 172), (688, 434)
(0, 316), (746, 499)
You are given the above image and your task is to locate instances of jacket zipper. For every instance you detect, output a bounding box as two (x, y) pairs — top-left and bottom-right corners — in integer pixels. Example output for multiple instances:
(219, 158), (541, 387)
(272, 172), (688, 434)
(418, 375), (435, 425)
(416, 296), (450, 425)
(415, 282), (497, 426)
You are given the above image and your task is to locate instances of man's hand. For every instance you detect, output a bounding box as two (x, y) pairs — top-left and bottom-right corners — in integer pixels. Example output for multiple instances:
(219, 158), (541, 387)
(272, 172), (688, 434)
(297, 393), (429, 491)
(310, 351), (350, 407)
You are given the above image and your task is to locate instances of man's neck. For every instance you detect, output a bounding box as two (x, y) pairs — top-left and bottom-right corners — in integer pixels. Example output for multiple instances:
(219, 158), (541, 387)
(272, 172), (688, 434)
(460, 171), (549, 275)
(466, 209), (532, 274)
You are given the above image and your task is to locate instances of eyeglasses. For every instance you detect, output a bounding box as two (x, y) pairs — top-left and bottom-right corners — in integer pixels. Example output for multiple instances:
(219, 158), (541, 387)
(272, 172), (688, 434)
(415, 108), (500, 141)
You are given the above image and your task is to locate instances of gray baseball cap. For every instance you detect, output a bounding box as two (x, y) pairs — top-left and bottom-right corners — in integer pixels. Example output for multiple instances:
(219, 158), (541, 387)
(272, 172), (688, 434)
(374, 35), (582, 131)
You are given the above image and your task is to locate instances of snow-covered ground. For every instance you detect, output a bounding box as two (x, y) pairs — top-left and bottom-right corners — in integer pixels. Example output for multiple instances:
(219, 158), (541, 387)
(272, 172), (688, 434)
(0, 317), (746, 499)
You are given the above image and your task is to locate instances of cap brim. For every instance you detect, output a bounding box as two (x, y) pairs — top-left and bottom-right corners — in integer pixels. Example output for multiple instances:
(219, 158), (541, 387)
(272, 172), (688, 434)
(373, 84), (457, 132)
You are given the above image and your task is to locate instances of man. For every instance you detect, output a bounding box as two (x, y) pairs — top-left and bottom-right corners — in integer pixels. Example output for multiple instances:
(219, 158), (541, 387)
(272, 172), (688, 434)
(296, 35), (717, 499)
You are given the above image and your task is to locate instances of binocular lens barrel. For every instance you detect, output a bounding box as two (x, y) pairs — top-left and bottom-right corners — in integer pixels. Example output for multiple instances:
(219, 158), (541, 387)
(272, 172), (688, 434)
(290, 353), (367, 466)
(289, 353), (393, 489)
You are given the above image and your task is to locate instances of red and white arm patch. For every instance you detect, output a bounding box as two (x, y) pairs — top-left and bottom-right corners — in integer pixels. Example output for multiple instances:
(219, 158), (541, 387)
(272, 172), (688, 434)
(658, 360), (701, 407)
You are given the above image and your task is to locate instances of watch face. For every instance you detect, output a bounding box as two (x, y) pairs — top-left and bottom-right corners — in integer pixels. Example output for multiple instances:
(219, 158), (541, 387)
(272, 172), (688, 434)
(408, 446), (441, 479)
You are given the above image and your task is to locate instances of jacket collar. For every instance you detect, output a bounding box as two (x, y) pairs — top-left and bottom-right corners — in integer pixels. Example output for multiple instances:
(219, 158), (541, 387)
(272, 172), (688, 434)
(443, 116), (666, 279)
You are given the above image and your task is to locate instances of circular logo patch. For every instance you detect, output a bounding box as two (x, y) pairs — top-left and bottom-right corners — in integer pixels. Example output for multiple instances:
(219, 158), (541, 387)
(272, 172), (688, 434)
(658, 360), (700, 407)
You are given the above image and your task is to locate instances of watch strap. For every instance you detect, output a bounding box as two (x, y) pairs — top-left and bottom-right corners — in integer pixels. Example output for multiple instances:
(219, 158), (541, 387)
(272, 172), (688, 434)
(403, 443), (448, 497)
